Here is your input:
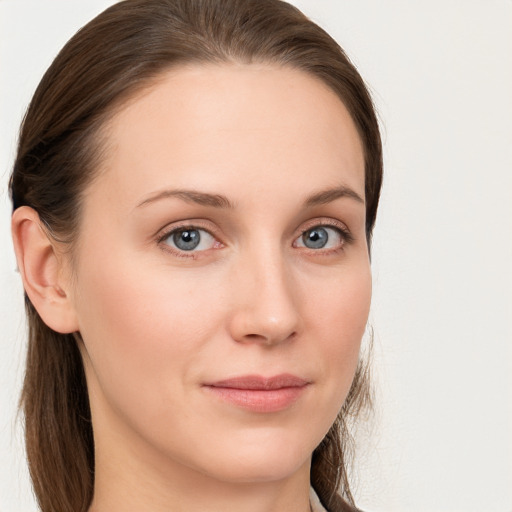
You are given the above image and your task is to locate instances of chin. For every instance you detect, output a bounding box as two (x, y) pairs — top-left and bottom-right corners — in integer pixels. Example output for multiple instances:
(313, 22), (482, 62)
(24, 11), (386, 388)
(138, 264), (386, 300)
(205, 452), (310, 484)
(183, 427), (318, 484)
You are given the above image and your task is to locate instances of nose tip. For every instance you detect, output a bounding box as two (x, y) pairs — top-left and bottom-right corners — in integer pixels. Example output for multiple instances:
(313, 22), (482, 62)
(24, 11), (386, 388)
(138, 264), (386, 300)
(227, 264), (301, 347)
(231, 313), (298, 346)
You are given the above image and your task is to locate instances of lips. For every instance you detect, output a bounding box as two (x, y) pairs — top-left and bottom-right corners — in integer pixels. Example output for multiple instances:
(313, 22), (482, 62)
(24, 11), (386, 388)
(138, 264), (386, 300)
(203, 374), (310, 413)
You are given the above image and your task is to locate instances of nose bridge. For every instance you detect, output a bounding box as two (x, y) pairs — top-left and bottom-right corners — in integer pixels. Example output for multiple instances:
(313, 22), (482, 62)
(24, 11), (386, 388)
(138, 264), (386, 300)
(228, 239), (301, 345)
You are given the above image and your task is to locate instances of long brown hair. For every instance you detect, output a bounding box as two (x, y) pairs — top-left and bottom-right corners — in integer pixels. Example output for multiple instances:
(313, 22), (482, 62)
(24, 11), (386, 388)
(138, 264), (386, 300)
(9, 1), (382, 511)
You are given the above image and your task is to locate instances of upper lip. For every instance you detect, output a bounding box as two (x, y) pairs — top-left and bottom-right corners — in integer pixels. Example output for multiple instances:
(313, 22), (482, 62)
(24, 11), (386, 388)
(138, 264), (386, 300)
(204, 374), (310, 390)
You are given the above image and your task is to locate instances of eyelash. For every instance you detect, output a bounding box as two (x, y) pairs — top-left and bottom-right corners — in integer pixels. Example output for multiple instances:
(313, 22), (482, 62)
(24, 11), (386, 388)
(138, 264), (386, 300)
(156, 219), (354, 258)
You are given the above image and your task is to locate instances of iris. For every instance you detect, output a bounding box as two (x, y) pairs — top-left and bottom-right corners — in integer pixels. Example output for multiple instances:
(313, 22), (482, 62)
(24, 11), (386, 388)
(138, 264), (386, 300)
(302, 227), (329, 249)
(173, 229), (201, 251)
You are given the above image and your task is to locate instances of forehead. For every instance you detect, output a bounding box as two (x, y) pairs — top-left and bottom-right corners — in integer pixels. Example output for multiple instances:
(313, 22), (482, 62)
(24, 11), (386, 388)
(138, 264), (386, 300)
(91, 64), (365, 209)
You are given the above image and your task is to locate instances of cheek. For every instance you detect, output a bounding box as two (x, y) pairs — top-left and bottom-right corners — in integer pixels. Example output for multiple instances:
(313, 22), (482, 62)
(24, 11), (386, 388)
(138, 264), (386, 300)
(309, 260), (371, 340)
(304, 261), (371, 398)
(72, 251), (223, 419)
(76, 245), (217, 342)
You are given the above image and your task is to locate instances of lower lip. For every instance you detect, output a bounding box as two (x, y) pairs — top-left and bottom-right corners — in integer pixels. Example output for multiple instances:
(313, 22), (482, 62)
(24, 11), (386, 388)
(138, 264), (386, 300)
(204, 386), (308, 413)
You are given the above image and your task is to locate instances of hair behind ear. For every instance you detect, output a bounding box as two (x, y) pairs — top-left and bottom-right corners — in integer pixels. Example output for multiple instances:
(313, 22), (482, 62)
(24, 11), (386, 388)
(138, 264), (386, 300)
(21, 307), (93, 512)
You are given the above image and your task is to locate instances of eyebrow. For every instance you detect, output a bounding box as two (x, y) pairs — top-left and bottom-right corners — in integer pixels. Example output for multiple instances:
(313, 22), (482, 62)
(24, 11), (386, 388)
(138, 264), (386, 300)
(136, 184), (364, 210)
(137, 189), (234, 209)
(304, 185), (365, 207)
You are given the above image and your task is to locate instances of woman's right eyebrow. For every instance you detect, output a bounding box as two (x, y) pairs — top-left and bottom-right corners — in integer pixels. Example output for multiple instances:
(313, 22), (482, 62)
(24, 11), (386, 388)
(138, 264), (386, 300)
(135, 189), (235, 210)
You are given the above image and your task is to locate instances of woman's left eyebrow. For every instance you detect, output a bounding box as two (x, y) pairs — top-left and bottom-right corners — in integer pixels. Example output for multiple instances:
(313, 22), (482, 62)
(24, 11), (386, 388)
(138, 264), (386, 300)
(304, 185), (364, 207)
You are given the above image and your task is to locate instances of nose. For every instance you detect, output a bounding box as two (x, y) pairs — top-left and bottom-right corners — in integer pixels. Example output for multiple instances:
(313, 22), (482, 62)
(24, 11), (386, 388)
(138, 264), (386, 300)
(227, 250), (301, 346)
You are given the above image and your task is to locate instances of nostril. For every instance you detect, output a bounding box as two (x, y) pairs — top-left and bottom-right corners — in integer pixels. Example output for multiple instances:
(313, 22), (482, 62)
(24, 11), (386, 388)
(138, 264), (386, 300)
(244, 333), (272, 344)
(242, 330), (297, 346)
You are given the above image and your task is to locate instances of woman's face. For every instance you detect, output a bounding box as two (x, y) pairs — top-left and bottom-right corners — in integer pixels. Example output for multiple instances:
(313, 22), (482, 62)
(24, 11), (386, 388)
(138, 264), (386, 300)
(67, 64), (371, 485)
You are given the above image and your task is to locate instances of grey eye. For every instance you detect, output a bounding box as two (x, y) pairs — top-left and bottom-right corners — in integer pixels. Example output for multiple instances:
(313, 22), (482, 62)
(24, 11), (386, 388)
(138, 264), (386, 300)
(172, 229), (201, 251)
(295, 225), (346, 251)
(161, 227), (217, 253)
(302, 227), (329, 249)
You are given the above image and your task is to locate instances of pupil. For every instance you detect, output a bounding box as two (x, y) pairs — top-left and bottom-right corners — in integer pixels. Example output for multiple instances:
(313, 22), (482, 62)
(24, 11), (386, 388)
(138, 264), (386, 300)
(303, 228), (328, 249)
(173, 229), (200, 250)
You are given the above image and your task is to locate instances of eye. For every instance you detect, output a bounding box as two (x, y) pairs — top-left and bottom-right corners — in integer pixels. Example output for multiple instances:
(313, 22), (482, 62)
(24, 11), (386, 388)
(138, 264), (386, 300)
(160, 227), (217, 252)
(294, 225), (348, 250)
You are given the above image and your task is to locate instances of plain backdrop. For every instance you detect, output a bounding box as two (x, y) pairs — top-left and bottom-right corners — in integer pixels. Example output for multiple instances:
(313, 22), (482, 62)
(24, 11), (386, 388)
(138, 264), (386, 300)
(1, 1), (511, 511)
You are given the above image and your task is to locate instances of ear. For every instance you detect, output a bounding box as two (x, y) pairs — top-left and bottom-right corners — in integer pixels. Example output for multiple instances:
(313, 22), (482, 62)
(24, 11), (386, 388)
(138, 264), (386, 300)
(11, 206), (79, 334)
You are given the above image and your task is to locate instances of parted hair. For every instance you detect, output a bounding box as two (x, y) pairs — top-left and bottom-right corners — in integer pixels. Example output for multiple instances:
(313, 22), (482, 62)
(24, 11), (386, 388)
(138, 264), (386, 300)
(9, 1), (382, 511)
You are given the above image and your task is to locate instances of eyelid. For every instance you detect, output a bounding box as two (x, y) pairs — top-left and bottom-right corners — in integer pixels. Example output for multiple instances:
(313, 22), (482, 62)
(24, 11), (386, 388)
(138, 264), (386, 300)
(155, 218), (220, 238)
(297, 217), (353, 239)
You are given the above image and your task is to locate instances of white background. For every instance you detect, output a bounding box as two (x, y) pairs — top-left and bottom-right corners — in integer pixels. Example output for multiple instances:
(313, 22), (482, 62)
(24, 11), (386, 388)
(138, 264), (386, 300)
(1, 1), (511, 511)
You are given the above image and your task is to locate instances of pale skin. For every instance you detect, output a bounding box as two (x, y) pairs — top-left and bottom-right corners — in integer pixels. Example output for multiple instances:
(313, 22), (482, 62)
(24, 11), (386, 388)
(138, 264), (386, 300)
(12, 64), (371, 512)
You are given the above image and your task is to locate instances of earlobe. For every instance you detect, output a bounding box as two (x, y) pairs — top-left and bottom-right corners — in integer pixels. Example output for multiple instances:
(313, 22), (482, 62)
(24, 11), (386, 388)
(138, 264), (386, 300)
(11, 206), (79, 334)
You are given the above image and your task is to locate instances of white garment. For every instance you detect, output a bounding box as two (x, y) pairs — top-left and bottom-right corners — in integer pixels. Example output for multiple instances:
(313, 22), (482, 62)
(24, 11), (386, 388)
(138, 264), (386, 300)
(309, 488), (328, 512)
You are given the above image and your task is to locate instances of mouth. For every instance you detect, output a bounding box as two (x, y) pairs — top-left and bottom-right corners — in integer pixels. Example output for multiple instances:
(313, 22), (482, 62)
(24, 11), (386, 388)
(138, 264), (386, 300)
(202, 374), (311, 413)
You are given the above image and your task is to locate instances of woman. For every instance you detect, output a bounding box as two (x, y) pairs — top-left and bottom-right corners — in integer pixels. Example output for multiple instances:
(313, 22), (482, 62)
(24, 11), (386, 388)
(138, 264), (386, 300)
(9, 1), (382, 511)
